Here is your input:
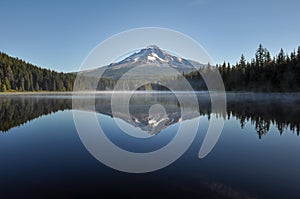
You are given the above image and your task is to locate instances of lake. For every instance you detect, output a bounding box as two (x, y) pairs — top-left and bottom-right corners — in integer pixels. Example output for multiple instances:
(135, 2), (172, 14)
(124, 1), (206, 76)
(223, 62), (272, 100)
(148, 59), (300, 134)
(0, 92), (300, 198)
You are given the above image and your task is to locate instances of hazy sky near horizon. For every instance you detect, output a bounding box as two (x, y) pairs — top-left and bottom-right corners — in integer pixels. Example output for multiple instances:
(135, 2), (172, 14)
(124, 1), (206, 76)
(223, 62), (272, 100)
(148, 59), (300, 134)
(1, 0), (300, 72)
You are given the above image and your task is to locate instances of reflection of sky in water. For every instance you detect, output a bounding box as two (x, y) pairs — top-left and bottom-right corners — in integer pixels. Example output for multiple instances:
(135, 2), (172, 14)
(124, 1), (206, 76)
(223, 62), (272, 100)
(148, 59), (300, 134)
(0, 93), (300, 198)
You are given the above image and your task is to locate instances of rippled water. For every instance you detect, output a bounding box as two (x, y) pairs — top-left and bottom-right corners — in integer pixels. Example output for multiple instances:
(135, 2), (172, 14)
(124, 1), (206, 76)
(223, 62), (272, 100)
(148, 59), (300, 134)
(0, 92), (300, 198)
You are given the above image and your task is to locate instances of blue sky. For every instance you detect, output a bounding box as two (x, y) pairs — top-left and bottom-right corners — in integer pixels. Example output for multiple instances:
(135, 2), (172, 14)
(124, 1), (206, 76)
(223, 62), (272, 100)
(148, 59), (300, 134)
(1, 0), (300, 72)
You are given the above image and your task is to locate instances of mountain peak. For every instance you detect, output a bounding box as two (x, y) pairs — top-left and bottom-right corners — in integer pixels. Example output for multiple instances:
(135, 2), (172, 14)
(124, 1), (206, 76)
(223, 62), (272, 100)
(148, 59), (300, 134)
(86, 45), (204, 79)
(146, 45), (160, 49)
(116, 45), (195, 68)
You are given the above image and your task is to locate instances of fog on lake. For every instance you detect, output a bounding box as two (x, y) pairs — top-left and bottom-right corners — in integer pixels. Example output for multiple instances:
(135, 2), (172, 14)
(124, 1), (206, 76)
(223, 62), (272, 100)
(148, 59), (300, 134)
(0, 92), (300, 199)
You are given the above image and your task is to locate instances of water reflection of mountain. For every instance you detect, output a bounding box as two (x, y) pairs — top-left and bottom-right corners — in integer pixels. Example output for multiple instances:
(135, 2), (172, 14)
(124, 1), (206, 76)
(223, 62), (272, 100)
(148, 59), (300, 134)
(99, 95), (184, 135)
(0, 93), (299, 139)
(93, 93), (202, 135)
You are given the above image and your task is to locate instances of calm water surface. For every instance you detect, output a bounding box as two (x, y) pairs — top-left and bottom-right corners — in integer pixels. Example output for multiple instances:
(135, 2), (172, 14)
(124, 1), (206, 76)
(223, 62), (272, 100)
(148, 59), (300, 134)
(0, 92), (300, 199)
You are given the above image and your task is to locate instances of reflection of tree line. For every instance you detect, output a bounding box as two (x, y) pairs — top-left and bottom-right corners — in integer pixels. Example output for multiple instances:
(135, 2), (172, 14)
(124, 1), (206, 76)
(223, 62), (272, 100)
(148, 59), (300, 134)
(0, 97), (72, 132)
(227, 101), (300, 139)
(197, 94), (300, 139)
(1, 94), (300, 139)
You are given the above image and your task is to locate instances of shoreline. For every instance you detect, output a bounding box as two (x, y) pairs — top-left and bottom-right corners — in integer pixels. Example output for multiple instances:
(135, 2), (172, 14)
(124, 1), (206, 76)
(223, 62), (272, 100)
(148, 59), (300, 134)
(0, 91), (74, 95)
(0, 91), (300, 96)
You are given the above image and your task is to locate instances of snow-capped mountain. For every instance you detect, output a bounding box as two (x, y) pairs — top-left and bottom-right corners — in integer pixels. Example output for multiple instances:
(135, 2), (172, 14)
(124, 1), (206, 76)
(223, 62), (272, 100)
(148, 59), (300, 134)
(115, 45), (195, 68)
(83, 45), (203, 79)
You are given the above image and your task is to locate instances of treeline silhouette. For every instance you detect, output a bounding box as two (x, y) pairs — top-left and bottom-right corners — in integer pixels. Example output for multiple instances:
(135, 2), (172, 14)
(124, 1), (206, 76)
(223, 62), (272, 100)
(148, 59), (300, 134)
(225, 94), (300, 139)
(0, 52), (75, 92)
(195, 93), (300, 138)
(185, 44), (300, 92)
(219, 44), (300, 91)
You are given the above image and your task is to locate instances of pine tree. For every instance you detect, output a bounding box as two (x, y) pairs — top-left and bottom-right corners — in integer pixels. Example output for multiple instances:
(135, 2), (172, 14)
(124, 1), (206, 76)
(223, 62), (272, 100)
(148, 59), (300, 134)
(277, 48), (285, 64)
(35, 82), (40, 91)
(239, 54), (246, 69)
(5, 77), (11, 91)
(256, 44), (264, 67)
(2, 84), (7, 92)
(21, 78), (25, 91)
(265, 51), (272, 65)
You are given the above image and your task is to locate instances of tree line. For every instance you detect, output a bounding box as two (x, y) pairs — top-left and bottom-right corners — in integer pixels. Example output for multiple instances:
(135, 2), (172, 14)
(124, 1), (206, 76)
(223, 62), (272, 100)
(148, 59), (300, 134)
(0, 52), (75, 92)
(217, 44), (300, 91)
(184, 44), (300, 92)
(1, 44), (300, 92)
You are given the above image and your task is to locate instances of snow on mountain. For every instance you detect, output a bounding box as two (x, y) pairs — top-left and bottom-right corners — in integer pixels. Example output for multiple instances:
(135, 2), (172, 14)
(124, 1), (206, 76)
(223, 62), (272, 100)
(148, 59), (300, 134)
(83, 45), (204, 79)
(111, 45), (197, 69)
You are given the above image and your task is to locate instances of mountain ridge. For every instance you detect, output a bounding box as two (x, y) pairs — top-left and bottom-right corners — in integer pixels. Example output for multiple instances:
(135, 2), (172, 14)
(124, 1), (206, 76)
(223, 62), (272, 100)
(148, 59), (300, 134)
(83, 45), (203, 79)
(112, 45), (196, 68)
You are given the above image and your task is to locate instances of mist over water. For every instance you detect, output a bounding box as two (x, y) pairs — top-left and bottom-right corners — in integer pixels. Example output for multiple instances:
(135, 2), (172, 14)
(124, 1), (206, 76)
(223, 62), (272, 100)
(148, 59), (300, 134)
(0, 92), (300, 198)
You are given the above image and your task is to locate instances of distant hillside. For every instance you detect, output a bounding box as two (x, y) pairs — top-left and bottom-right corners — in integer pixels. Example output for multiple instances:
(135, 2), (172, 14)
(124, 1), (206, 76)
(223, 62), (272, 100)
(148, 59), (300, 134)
(0, 52), (75, 92)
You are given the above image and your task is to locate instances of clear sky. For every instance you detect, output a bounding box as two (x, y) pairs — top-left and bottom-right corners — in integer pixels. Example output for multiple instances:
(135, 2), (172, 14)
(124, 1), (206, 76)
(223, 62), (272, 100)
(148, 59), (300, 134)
(1, 0), (300, 72)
